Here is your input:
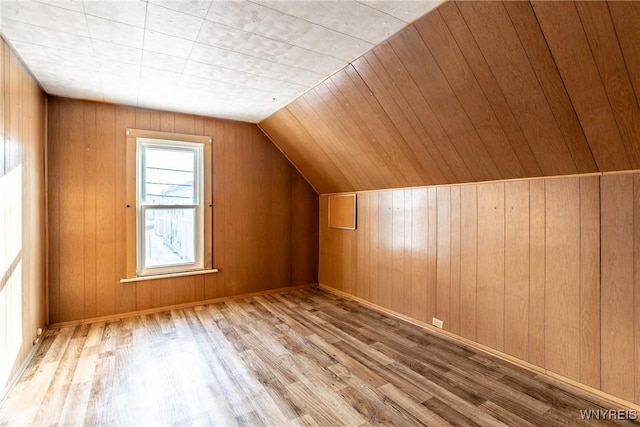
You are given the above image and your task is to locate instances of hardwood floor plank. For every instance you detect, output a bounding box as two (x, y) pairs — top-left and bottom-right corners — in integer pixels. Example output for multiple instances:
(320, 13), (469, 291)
(2, 289), (637, 426)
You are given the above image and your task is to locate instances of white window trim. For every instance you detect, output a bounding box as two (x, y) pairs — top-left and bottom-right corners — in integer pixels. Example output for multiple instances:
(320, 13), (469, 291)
(136, 138), (204, 276)
(123, 128), (214, 281)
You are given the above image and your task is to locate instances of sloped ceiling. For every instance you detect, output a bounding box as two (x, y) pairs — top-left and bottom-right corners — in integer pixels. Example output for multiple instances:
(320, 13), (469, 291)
(259, 1), (640, 194)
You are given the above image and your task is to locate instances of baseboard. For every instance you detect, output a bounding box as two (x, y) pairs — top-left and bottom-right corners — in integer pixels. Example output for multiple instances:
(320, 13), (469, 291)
(318, 283), (640, 412)
(48, 283), (318, 329)
(0, 328), (48, 407)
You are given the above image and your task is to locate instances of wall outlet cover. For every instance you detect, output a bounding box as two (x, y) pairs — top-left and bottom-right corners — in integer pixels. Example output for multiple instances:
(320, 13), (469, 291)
(432, 317), (443, 329)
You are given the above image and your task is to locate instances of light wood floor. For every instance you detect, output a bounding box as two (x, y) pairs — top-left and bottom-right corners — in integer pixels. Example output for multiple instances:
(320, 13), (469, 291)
(1, 288), (638, 426)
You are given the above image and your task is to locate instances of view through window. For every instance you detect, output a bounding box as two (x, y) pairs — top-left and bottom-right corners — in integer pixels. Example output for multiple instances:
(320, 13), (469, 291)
(137, 139), (204, 275)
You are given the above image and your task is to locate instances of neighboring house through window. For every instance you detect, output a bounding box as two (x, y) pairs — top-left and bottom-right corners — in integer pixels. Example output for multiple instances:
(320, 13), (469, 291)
(123, 129), (213, 281)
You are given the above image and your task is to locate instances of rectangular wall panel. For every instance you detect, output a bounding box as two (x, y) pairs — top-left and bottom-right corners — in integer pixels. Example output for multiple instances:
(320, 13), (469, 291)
(601, 174), (635, 402)
(504, 181), (530, 361)
(476, 182), (505, 351)
(545, 177), (581, 381)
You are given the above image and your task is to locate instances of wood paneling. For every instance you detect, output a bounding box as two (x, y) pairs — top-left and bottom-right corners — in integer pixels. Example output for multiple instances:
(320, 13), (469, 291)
(504, 181), (530, 361)
(0, 39), (46, 395)
(533, 0), (640, 172)
(476, 182), (505, 351)
(601, 173), (636, 403)
(47, 98), (318, 324)
(320, 172), (640, 406)
(580, 176), (601, 389)
(260, 1), (640, 194)
(545, 177), (581, 381)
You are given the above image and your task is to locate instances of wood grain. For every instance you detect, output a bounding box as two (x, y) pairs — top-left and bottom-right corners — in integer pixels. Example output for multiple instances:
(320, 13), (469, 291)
(504, 181), (530, 361)
(600, 174), (635, 402)
(318, 172), (640, 406)
(459, 184), (477, 341)
(532, 0), (631, 171)
(545, 177), (581, 381)
(1, 288), (632, 426)
(476, 182), (505, 352)
(579, 176), (601, 389)
(47, 98), (318, 324)
(528, 179), (545, 369)
(0, 39), (47, 396)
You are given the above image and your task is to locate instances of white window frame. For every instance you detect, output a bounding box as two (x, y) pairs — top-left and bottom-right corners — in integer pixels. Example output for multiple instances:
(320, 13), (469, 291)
(123, 128), (214, 282)
(136, 138), (204, 276)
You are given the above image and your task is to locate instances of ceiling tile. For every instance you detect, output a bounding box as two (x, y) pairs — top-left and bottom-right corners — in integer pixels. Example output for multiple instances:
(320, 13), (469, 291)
(19, 1), (90, 37)
(141, 50), (187, 73)
(148, 0), (212, 18)
(2, 0), (437, 122)
(145, 3), (204, 41)
(86, 15), (145, 48)
(197, 19), (251, 51)
(258, 0), (405, 44)
(83, 0), (147, 28)
(144, 30), (194, 58)
(91, 39), (143, 65)
(34, 0), (85, 14)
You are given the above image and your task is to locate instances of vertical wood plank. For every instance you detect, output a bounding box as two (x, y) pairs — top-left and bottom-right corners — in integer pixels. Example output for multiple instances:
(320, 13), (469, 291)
(410, 188), (429, 323)
(368, 192), (380, 307)
(600, 174), (635, 401)
(436, 187), (451, 329)
(95, 104), (118, 318)
(402, 190), (413, 316)
(635, 174), (640, 405)
(545, 177), (581, 381)
(356, 192), (369, 300)
(528, 179), (545, 368)
(83, 103), (97, 318)
(114, 107), (135, 315)
(476, 182), (504, 351)
(47, 99), (61, 323)
(391, 190), (406, 313)
(134, 110), (151, 309)
(449, 186), (461, 335)
(378, 191), (393, 307)
(504, 180), (530, 361)
(579, 176), (600, 389)
(291, 171), (318, 287)
(58, 99), (85, 322)
(426, 188), (437, 323)
(459, 184), (477, 340)
(205, 118), (222, 299)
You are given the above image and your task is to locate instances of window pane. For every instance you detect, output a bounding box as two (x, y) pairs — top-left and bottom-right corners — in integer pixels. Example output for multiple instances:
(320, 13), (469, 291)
(144, 147), (195, 205)
(144, 208), (196, 268)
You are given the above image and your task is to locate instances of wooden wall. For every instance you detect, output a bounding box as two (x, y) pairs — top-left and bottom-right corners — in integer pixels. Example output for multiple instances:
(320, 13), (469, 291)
(0, 39), (47, 394)
(319, 172), (640, 406)
(260, 0), (640, 194)
(47, 97), (318, 324)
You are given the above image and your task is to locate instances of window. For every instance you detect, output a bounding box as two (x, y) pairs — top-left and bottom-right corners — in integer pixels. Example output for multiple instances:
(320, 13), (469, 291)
(124, 129), (213, 281)
(137, 139), (203, 275)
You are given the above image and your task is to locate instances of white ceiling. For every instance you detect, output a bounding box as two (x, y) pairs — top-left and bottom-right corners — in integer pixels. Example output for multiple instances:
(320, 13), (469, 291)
(0, 0), (441, 122)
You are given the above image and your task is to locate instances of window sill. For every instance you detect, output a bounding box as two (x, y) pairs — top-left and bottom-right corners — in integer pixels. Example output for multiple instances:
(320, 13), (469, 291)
(120, 268), (219, 283)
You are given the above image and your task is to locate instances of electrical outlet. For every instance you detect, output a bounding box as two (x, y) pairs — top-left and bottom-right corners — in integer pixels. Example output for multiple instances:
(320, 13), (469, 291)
(432, 317), (443, 329)
(36, 327), (43, 337)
